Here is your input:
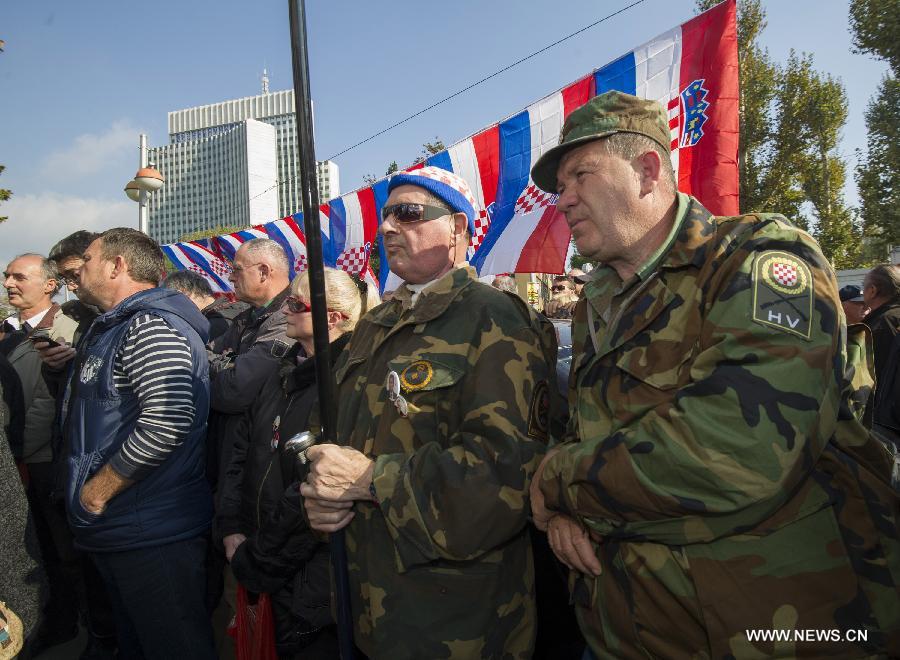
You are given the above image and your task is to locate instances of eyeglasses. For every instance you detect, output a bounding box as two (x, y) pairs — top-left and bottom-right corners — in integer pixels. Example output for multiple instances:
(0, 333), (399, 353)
(231, 262), (263, 275)
(58, 273), (80, 287)
(284, 296), (312, 314)
(283, 296), (349, 319)
(381, 203), (451, 224)
(551, 285), (572, 292)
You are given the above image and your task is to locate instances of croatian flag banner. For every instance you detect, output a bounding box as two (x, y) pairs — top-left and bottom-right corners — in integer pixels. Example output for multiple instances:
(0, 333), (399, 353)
(161, 241), (234, 293)
(213, 227), (269, 262)
(472, 0), (738, 275)
(163, 0), (737, 287)
(264, 215), (308, 277)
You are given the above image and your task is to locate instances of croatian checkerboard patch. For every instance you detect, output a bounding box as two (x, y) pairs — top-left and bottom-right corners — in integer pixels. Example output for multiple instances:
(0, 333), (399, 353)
(752, 251), (813, 340)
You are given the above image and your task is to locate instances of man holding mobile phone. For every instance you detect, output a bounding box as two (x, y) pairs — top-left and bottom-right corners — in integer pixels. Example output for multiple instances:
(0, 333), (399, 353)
(1, 253), (80, 654)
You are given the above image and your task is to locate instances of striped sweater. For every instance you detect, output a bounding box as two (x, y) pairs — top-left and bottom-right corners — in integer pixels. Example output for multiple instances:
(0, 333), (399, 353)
(107, 313), (197, 481)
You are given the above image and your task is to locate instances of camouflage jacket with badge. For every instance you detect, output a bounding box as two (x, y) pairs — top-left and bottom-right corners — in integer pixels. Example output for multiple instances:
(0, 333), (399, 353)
(333, 265), (555, 659)
(539, 197), (900, 659)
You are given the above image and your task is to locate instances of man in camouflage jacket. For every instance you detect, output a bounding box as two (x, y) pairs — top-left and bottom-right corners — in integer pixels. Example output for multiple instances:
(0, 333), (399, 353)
(302, 167), (555, 658)
(529, 91), (900, 658)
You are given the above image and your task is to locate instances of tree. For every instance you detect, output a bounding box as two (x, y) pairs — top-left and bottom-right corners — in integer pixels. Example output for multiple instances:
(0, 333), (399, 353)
(415, 137), (446, 163)
(178, 224), (245, 243)
(0, 165), (10, 224)
(362, 139), (443, 184)
(855, 77), (899, 257)
(849, 0), (900, 72)
(695, 0), (859, 265)
(850, 0), (900, 259)
(363, 160), (400, 186)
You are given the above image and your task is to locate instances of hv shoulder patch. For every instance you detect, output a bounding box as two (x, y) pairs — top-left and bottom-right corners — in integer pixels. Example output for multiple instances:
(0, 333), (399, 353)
(751, 250), (813, 340)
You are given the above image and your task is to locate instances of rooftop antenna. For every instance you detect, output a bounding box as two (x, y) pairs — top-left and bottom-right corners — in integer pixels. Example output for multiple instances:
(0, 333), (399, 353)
(261, 67), (270, 95)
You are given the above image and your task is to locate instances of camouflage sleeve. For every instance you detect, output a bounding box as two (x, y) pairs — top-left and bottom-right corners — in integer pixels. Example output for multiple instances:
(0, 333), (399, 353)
(541, 225), (844, 544)
(371, 324), (550, 569)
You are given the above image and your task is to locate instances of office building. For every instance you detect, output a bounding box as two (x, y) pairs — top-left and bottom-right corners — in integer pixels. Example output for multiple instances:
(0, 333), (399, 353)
(147, 77), (339, 244)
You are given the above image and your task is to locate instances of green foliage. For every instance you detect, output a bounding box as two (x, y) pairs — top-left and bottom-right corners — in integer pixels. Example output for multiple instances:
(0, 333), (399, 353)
(850, 0), (899, 261)
(849, 0), (900, 71)
(369, 246), (381, 278)
(178, 224), (245, 243)
(0, 165), (11, 224)
(856, 76), (900, 259)
(568, 243), (593, 271)
(695, 0), (860, 266)
(363, 160), (401, 186)
(416, 138), (446, 163)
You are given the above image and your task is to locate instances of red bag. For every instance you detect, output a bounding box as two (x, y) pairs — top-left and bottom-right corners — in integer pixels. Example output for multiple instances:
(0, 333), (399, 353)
(227, 584), (278, 660)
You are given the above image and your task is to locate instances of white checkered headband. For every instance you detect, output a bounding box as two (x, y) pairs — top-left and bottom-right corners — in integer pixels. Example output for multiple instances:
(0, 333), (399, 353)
(387, 166), (479, 236)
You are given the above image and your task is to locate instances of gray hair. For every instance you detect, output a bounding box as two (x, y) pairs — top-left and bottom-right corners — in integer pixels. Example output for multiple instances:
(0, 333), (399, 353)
(162, 270), (214, 299)
(12, 253), (61, 294)
(866, 264), (900, 302)
(603, 133), (676, 192)
(492, 275), (517, 294)
(239, 238), (290, 273)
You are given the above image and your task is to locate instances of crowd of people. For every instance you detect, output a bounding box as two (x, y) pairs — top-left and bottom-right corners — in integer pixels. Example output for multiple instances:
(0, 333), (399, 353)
(1, 90), (899, 660)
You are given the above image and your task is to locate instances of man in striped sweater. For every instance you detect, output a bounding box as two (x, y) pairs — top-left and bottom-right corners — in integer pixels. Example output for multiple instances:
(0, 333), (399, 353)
(64, 228), (216, 660)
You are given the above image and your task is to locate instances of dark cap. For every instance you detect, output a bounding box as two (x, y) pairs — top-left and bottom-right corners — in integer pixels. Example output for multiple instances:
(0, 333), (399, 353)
(838, 284), (865, 303)
(531, 90), (671, 193)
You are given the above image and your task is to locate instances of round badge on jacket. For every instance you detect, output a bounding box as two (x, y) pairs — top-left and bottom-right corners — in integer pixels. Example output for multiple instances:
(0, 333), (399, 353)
(399, 360), (433, 392)
(760, 254), (810, 295)
(0, 602), (23, 660)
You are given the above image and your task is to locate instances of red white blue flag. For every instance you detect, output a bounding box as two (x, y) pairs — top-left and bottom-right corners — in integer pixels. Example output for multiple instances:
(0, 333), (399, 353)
(163, 0), (737, 287)
(472, 0), (739, 275)
(161, 241), (234, 293)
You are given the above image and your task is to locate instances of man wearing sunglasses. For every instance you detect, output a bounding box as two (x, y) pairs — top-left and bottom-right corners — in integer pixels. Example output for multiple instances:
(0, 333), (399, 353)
(301, 166), (558, 658)
(527, 91), (900, 657)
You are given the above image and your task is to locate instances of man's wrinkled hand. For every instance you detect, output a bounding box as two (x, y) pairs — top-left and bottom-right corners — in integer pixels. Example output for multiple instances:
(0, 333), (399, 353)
(35, 341), (76, 370)
(547, 514), (602, 576)
(303, 444), (375, 502)
(301, 493), (355, 533)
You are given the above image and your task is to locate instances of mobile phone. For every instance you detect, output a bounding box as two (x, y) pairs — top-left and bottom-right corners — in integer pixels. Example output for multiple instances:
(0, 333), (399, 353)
(29, 335), (61, 348)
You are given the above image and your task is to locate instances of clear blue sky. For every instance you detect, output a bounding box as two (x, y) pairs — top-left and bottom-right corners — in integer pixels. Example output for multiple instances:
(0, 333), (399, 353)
(0, 0), (888, 268)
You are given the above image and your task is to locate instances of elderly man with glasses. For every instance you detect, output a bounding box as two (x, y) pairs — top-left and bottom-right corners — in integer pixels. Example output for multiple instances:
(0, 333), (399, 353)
(301, 166), (558, 658)
(205, 238), (291, 624)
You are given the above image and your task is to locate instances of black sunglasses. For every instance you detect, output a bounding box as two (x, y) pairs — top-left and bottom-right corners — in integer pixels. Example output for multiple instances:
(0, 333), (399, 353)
(284, 296), (312, 313)
(381, 203), (451, 224)
(283, 296), (349, 319)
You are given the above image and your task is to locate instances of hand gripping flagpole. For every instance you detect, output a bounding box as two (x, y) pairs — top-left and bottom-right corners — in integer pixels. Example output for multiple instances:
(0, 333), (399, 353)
(287, 1), (354, 658)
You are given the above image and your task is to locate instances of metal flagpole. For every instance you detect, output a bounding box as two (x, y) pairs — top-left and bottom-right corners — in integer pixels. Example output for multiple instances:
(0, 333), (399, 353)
(287, 1), (355, 657)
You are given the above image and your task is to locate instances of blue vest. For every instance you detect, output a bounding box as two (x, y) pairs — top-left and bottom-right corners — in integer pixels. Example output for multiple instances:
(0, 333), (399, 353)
(65, 288), (213, 552)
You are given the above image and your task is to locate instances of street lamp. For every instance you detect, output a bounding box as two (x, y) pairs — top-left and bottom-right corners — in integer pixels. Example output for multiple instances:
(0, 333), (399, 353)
(124, 134), (164, 235)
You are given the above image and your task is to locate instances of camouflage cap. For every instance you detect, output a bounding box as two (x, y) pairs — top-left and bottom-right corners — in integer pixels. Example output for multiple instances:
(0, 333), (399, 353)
(531, 90), (671, 192)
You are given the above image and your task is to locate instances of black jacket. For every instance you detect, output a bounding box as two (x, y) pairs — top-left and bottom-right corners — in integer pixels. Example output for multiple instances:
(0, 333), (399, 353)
(202, 297), (250, 344)
(0, 352), (25, 458)
(867, 299), (900, 434)
(223, 334), (351, 652)
(206, 288), (293, 496)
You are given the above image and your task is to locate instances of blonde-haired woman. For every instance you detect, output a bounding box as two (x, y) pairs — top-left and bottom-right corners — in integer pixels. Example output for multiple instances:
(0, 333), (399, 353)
(219, 267), (379, 658)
